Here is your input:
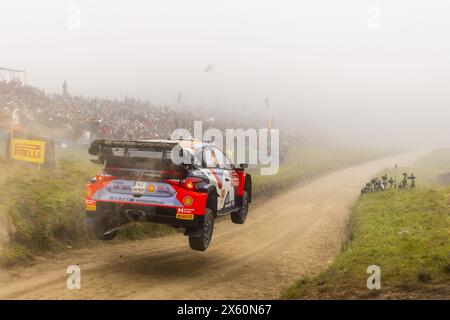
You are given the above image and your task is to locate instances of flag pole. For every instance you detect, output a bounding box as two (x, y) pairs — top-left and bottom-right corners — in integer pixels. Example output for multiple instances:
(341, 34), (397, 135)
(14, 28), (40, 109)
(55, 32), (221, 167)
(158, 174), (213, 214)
(9, 113), (14, 160)
(394, 164), (397, 188)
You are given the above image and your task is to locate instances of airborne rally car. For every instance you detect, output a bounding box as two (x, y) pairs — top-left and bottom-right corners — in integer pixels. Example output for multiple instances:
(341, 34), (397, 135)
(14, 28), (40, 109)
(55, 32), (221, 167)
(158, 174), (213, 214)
(84, 139), (252, 251)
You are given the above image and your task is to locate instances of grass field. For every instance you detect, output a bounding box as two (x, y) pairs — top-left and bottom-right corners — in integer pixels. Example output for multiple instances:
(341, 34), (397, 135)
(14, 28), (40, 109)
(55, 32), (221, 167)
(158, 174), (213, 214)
(0, 144), (392, 265)
(283, 149), (450, 299)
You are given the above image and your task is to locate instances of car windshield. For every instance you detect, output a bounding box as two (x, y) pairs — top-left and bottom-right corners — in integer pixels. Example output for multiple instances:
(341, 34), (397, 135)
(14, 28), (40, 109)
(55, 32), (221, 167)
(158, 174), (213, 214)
(104, 148), (176, 170)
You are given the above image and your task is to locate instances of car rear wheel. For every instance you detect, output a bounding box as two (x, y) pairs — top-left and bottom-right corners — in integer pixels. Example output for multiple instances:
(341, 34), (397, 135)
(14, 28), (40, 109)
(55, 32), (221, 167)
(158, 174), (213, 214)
(231, 191), (249, 224)
(188, 209), (214, 251)
(85, 216), (118, 241)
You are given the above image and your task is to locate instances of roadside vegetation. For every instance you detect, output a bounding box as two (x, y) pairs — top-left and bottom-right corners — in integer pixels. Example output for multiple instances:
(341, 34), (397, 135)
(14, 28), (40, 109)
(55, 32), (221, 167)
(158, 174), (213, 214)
(0, 144), (392, 265)
(0, 155), (176, 265)
(283, 149), (450, 299)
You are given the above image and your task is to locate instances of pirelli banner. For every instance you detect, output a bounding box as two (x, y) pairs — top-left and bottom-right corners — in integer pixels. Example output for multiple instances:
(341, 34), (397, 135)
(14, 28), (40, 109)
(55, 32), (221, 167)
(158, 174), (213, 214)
(9, 135), (56, 168)
(11, 139), (46, 163)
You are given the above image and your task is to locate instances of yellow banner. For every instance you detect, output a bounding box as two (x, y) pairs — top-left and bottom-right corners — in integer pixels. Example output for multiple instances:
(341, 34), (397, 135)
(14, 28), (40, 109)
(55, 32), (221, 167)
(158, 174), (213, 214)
(11, 139), (46, 164)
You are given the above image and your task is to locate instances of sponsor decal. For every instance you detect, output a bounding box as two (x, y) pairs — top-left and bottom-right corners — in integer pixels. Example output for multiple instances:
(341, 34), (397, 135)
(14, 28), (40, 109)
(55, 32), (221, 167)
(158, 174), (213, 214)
(157, 185), (172, 194)
(11, 139), (46, 164)
(230, 172), (240, 187)
(134, 171), (161, 179)
(102, 140), (175, 148)
(177, 207), (195, 214)
(85, 199), (96, 211)
(139, 199), (165, 205)
(183, 196), (193, 206)
(111, 182), (132, 192)
(147, 184), (155, 192)
(176, 213), (194, 220)
(85, 186), (95, 198)
(132, 181), (146, 194)
(210, 169), (223, 188)
(108, 195), (166, 205)
(109, 195), (133, 202)
(192, 170), (204, 177)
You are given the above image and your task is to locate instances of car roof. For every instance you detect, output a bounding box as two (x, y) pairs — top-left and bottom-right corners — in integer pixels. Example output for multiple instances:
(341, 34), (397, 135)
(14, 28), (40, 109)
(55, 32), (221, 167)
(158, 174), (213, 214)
(153, 139), (217, 151)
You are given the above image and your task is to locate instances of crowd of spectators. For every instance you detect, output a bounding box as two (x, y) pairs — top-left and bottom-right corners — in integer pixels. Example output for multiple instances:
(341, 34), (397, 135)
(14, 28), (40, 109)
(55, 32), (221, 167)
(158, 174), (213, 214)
(0, 80), (248, 143)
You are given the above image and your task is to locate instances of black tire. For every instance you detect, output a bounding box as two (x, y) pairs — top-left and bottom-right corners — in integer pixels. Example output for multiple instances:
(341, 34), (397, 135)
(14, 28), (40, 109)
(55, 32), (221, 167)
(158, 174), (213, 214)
(231, 190), (249, 224)
(189, 209), (214, 251)
(85, 216), (118, 241)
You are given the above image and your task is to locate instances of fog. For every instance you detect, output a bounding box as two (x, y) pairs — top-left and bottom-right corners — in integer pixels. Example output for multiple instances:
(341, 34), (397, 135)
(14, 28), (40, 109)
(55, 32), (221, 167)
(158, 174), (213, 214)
(1, 0), (450, 148)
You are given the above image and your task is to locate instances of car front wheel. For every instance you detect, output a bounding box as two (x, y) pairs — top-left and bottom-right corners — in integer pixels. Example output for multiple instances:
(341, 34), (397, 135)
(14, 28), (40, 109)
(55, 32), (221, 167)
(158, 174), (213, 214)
(231, 190), (249, 224)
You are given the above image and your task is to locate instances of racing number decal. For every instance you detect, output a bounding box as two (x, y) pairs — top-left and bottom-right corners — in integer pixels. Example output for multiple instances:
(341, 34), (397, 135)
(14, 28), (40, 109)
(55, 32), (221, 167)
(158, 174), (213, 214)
(200, 168), (235, 211)
(201, 168), (225, 210)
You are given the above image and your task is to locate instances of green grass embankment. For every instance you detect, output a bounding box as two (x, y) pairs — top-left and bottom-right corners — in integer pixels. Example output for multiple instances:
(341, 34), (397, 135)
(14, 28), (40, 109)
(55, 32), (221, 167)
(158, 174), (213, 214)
(283, 149), (450, 299)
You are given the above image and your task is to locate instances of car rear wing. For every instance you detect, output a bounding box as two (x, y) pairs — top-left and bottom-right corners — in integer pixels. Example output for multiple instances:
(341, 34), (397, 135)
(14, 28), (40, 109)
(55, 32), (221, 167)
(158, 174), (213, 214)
(88, 139), (180, 156)
(88, 139), (180, 164)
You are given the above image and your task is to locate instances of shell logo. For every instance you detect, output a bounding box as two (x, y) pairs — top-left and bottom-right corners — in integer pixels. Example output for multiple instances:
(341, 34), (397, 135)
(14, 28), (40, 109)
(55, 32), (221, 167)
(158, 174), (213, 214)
(183, 196), (193, 206)
(147, 184), (155, 192)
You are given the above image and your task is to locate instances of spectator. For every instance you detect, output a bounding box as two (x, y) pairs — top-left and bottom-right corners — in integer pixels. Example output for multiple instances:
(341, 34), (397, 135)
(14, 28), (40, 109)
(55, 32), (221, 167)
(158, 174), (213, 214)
(0, 80), (263, 144)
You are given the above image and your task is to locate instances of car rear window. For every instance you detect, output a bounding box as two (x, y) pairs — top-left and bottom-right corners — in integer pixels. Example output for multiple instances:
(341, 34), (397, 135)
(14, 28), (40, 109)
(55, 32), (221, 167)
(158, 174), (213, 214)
(105, 148), (176, 170)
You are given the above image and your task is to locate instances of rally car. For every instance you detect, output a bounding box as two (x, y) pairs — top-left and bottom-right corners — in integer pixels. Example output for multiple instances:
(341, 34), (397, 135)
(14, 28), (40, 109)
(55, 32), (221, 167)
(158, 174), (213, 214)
(84, 138), (252, 251)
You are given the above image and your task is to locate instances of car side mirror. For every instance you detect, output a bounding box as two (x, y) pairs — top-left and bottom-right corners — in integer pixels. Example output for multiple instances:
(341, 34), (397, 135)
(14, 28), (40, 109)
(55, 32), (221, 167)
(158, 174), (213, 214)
(237, 163), (248, 170)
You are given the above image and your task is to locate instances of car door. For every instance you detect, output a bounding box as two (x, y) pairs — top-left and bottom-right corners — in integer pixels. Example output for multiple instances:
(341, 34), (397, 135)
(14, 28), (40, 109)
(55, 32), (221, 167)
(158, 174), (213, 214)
(218, 148), (238, 210)
(202, 146), (233, 211)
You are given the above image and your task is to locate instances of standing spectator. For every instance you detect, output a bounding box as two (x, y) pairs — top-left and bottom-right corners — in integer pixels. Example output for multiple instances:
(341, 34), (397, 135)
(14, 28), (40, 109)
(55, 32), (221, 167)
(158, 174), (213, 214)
(62, 81), (68, 96)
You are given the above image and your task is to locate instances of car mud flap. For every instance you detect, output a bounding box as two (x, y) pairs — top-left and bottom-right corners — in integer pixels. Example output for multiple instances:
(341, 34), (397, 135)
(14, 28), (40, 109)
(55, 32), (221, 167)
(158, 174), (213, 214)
(102, 207), (143, 236)
(103, 226), (122, 235)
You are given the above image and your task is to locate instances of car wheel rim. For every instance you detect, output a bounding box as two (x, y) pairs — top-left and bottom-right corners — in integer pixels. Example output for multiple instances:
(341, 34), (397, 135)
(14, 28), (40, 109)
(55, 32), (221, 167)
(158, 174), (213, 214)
(203, 216), (213, 246)
(242, 193), (249, 217)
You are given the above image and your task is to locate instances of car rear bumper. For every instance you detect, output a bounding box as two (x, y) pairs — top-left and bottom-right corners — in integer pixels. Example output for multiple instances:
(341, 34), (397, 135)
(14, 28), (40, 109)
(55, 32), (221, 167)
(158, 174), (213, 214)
(85, 201), (203, 228)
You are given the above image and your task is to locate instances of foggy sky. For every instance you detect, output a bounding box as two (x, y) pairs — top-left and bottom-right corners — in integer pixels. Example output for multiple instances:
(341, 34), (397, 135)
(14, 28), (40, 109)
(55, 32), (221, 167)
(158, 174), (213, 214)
(1, 0), (450, 148)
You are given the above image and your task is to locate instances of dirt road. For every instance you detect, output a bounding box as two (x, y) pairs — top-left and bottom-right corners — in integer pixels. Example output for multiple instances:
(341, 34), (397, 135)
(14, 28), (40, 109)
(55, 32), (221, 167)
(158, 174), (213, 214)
(0, 152), (423, 299)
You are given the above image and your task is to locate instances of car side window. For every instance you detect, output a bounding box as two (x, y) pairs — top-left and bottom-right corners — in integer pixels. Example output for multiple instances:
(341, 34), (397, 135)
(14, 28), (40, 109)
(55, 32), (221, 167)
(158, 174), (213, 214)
(219, 148), (234, 170)
(203, 147), (225, 169)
